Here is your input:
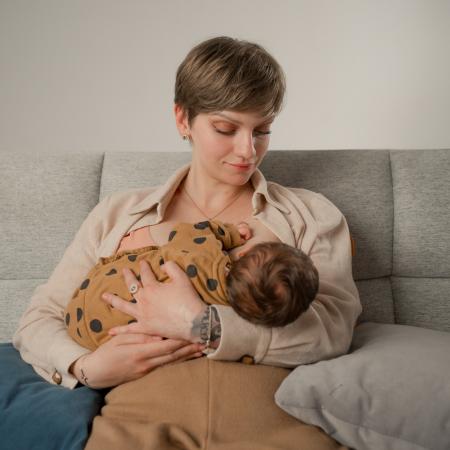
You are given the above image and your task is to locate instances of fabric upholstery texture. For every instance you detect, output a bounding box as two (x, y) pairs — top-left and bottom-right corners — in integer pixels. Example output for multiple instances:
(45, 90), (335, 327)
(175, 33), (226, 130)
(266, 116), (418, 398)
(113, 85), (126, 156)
(0, 152), (103, 280)
(260, 150), (393, 281)
(275, 322), (450, 450)
(391, 149), (450, 278)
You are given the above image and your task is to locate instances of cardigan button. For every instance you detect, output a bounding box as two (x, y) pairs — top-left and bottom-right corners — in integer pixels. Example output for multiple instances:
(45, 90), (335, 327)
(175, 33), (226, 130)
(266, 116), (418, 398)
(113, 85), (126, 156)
(52, 370), (62, 385)
(240, 355), (255, 365)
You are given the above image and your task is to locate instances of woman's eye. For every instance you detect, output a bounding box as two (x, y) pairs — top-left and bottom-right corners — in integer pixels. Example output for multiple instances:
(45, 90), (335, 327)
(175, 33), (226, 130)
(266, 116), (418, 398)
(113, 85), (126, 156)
(215, 129), (236, 135)
(215, 128), (271, 137)
(254, 130), (272, 137)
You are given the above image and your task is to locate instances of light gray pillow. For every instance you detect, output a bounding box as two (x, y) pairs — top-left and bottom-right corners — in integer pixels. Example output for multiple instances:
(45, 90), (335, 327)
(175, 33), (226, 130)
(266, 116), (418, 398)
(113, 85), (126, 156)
(275, 322), (450, 450)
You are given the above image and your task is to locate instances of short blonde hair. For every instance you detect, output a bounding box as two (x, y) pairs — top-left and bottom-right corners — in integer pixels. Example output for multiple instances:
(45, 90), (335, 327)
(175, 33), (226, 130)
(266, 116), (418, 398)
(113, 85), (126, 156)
(174, 36), (286, 125)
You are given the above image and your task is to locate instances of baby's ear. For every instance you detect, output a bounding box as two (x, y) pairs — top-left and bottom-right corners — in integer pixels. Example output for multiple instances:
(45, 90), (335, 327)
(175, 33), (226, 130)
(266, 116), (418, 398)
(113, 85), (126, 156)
(237, 249), (248, 258)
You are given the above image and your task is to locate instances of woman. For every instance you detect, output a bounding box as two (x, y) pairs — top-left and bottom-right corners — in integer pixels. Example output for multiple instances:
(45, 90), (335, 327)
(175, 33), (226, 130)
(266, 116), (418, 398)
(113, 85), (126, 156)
(13, 36), (360, 448)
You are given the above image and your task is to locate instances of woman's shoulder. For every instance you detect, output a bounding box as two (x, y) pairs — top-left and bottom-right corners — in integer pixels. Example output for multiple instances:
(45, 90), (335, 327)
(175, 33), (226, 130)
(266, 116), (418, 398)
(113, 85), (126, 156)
(267, 181), (341, 214)
(267, 182), (345, 233)
(98, 186), (160, 213)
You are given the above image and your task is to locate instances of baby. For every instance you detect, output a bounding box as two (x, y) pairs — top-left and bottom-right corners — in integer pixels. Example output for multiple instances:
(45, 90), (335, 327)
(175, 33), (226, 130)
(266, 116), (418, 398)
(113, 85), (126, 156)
(64, 220), (319, 351)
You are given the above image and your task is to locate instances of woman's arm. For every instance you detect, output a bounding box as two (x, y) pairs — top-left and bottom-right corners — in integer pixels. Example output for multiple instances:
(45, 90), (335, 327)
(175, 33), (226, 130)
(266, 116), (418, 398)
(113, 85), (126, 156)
(69, 334), (203, 389)
(13, 194), (203, 388)
(13, 196), (112, 388)
(209, 193), (362, 366)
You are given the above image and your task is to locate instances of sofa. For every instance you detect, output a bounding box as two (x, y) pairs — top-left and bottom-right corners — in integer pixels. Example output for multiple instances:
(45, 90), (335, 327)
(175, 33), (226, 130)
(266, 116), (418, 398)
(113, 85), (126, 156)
(1, 149), (449, 450)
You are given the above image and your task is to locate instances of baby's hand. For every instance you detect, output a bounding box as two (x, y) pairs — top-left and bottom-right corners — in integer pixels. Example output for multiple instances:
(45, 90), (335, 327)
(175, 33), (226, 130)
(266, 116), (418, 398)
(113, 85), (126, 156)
(236, 221), (252, 241)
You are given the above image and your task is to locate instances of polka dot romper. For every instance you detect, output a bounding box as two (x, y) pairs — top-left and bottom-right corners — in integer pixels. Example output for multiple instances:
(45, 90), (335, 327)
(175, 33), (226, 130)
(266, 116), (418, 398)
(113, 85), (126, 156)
(64, 221), (244, 351)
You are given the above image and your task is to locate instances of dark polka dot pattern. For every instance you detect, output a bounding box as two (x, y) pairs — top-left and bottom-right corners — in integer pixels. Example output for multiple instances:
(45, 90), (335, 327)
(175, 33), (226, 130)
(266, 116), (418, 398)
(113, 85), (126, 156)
(207, 278), (218, 291)
(218, 226), (225, 236)
(194, 237), (207, 244)
(128, 254), (137, 262)
(159, 257), (164, 265)
(106, 268), (117, 276)
(130, 298), (137, 304)
(65, 313), (70, 326)
(136, 274), (141, 282)
(194, 221), (210, 229)
(76, 308), (83, 322)
(181, 250), (189, 253)
(80, 279), (90, 290)
(90, 319), (103, 333)
(168, 230), (177, 241)
(77, 328), (82, 338)
(186, 265), (198, 278)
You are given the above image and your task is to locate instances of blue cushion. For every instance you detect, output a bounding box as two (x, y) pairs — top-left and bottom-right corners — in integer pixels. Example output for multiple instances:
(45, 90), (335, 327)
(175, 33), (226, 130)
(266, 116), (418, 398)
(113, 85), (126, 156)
(0, 343), (105, 450)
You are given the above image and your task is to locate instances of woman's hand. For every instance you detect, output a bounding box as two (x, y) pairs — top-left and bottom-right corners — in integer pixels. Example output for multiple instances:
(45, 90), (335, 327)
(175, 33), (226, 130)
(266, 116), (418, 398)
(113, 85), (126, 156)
(70, 333), (204, 389)
(102, 260), (208, 342)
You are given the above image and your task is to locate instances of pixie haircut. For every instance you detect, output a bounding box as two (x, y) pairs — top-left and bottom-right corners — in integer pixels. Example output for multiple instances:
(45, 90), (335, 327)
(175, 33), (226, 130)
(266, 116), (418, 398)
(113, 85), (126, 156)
(226, 242), (319, 327)
(174, 36), (286, 125)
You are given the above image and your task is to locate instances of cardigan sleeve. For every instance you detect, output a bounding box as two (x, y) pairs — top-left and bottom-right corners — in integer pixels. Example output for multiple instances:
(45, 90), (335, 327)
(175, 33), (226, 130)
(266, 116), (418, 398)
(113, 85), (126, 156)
(12, 196), (112, 388)
(208, 193), (362, 367)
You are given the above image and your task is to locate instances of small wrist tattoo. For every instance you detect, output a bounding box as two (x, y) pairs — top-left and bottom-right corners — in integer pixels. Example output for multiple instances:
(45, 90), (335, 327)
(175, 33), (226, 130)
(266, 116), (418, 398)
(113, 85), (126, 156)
(209, 307), (222, 348)
(199, 306), (211, 346)
(192, 305), (222, 350)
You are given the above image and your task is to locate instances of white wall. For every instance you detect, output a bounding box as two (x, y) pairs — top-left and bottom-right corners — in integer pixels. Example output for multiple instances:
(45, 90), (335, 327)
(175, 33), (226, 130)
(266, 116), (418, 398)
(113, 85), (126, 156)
(1, 0), (449, 153)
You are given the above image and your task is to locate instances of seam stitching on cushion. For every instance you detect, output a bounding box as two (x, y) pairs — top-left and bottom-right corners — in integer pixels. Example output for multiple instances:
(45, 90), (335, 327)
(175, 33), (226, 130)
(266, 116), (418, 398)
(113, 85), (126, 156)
(98, 152), (106, 202)
(388, 151), (398, 324)
(204, 358), (211, 450)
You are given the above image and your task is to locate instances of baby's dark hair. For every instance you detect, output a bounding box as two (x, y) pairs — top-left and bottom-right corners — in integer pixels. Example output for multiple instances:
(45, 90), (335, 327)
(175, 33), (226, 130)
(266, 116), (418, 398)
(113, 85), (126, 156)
(226, 242), (319, 327)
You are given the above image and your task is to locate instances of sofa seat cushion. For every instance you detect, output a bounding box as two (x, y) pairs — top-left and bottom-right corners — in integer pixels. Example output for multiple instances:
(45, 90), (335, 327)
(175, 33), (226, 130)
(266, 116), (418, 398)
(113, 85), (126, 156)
(275, 322), (450, 450)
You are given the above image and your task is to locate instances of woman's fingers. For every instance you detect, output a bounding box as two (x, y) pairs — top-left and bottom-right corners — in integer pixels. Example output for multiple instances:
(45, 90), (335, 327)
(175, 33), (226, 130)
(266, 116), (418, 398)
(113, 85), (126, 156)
(139, 259), (158, 286)
(143, 341), (204, 369)
(102, 292), (137, 317)
(122, 267), (142, 293)
(160, 260), (188, 283)
(108, 332), (159, 346)
(149, 339), (203, 357)
(171, 352), (204, 365)
(109, 321), (145, 336)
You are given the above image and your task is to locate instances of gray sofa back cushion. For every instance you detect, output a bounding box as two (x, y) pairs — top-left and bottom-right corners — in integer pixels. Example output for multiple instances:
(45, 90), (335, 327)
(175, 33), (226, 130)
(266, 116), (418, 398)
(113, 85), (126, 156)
(1, 149), (449, 342)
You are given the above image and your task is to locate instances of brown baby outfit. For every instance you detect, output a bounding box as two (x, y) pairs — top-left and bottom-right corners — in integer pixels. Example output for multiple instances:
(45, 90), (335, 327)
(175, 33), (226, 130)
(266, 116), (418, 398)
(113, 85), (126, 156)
(64, 220), (243, 351)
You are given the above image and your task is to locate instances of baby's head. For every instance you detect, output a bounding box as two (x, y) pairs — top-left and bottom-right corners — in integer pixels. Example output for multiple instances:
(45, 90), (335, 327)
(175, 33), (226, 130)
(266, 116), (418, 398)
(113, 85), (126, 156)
(226, 242), (319, 327)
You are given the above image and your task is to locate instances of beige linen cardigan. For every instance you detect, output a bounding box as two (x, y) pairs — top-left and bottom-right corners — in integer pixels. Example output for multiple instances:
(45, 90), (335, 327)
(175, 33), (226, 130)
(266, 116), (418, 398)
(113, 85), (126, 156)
(13, 164), (361, 388)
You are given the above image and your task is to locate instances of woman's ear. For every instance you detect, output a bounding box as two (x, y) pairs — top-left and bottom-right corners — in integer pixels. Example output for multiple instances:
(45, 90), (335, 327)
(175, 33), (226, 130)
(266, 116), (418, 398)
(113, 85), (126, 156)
(174, 104), (190, 137)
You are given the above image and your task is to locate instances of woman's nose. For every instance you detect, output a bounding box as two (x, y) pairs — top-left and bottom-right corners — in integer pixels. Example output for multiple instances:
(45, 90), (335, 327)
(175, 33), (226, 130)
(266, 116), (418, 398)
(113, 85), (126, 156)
(235, 133), (257, 160)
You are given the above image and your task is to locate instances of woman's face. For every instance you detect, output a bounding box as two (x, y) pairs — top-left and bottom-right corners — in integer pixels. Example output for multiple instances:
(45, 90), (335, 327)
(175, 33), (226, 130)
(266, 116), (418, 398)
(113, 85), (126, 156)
(176, 106), (275, 186)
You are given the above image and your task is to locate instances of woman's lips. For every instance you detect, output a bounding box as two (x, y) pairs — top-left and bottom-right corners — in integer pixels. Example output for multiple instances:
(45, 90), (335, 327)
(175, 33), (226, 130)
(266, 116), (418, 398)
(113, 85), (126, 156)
(227, 162), (254, 170)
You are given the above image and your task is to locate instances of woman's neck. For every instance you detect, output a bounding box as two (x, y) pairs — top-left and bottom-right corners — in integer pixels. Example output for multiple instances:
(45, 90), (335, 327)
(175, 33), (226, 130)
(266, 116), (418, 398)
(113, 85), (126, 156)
(181, 167), (252, 217)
